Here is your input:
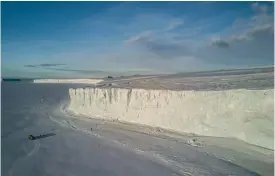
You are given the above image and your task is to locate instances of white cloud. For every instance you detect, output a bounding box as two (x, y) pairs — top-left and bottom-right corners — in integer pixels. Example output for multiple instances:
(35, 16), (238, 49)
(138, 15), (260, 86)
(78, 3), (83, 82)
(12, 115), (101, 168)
(125, 31), (152, 45)
(251, 2), (269, 14)
(166, 19), (184, 31)
(123, 2), (274, 70)
(4, 2), (274, 76)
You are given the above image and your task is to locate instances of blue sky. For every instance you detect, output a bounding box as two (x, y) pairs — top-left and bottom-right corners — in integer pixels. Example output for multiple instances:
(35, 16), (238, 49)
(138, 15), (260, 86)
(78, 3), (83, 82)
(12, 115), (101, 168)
(2, 1), (274, 78)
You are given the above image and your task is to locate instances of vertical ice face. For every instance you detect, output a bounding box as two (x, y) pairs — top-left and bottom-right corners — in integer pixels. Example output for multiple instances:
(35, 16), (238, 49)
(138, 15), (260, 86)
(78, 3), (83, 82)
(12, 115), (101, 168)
(68, 87), (274, 149)
(33, 79), (103, 84)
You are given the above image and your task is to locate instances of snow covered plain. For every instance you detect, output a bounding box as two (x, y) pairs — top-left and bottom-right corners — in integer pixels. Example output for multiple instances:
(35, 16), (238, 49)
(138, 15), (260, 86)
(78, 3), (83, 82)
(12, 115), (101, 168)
(2, 67), (274, 176)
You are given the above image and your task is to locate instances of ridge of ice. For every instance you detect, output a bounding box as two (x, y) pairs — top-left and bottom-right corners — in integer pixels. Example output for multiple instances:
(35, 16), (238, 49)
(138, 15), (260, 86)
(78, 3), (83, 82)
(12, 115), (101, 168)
(33, 79), (103, 84)
(68, 87), (274, 150)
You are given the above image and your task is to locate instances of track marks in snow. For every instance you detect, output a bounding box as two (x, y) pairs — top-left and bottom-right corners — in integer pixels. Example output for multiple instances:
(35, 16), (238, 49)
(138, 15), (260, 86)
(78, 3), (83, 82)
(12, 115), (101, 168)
(48, 115), (103, 139)
(52, 104), (263, 175)
(48, 115), (194, 176)
(48, 116), (76, 130)
(27, 140), (40, 157)
(9, 140), (40, 176)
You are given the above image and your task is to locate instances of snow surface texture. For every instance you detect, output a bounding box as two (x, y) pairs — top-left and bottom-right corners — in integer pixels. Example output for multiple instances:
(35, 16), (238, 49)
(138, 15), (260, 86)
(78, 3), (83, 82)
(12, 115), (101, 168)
(33, 79), (103, 84)
(2, 81), (273, 176)
(68, 87), (274, 150)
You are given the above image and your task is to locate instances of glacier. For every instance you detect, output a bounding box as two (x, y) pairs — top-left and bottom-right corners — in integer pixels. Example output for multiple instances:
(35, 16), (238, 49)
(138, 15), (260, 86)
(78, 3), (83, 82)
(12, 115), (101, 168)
(33, 79), (103, 84)
(68, 87), (274, 150)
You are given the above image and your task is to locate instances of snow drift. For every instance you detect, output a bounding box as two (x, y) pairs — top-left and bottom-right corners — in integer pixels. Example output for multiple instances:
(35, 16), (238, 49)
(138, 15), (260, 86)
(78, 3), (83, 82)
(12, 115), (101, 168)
(34, 79), (103, 84)
(68, 87), (274, 149)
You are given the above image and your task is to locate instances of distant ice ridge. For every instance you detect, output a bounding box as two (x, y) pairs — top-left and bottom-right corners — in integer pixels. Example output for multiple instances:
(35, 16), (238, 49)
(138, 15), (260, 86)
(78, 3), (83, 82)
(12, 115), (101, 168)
(68, 87), (274, 150)
(33, 79), (103, 84)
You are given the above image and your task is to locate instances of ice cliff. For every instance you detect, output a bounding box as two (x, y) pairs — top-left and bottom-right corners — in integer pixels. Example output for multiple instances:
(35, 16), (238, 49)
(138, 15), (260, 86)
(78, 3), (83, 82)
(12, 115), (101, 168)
(68, 87), (274, 149)
(34, 79), (103, 84)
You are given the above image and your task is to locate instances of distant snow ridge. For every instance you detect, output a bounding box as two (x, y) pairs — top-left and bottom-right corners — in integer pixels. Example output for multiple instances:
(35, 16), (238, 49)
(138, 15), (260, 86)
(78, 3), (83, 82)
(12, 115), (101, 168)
(68, 87), (274, 150)
(33, 79), (103, 84)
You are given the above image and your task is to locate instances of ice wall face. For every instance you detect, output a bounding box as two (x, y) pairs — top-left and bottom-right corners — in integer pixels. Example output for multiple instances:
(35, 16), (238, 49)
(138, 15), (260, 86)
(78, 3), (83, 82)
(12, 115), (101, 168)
(34, 79), (103, 84)
(68, 88), (274, 149)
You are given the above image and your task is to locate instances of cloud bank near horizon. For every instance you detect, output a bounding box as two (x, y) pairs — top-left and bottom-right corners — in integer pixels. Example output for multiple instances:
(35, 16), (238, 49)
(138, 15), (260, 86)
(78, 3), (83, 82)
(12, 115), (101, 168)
(2, 2), (274, 78)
